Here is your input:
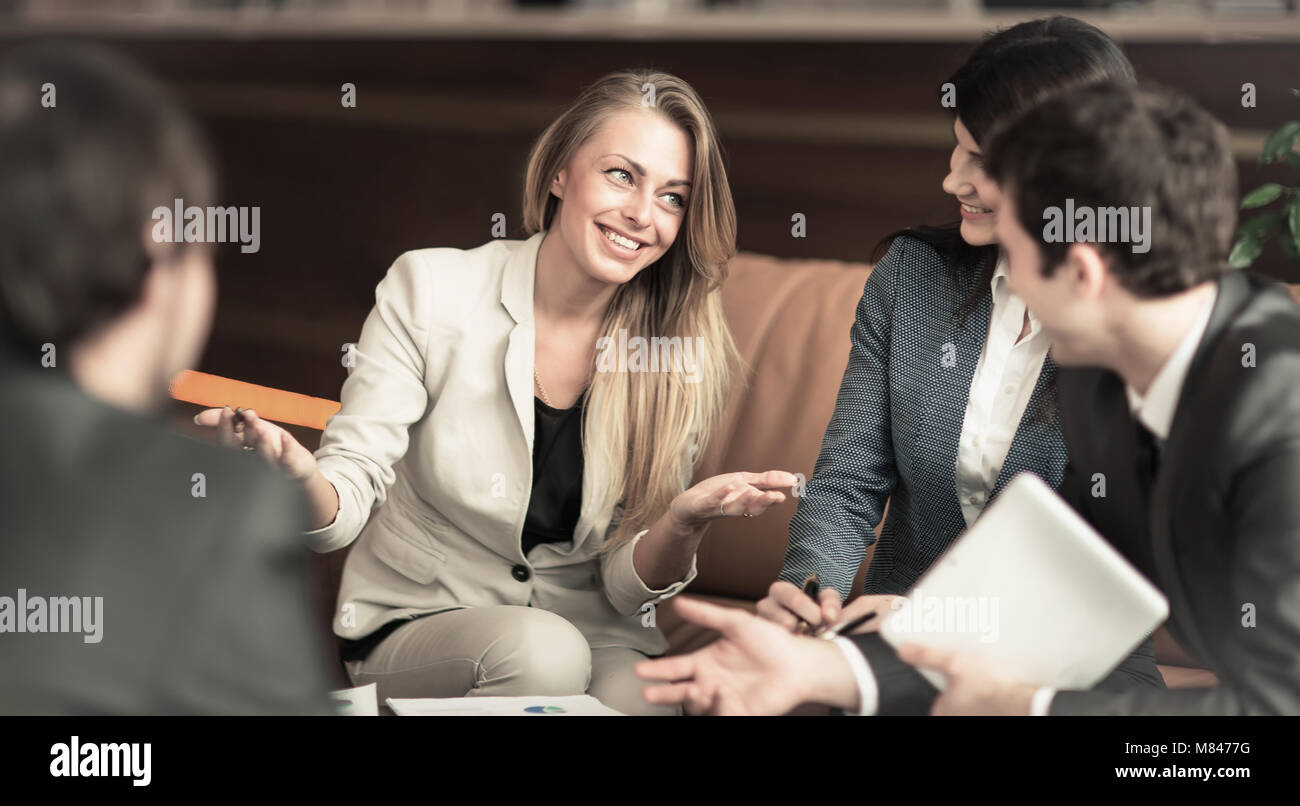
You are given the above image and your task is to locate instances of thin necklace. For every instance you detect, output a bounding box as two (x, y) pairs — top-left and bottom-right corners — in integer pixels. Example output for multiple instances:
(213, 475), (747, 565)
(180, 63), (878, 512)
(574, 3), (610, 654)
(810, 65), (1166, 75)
(534, 361), (594, 409)
(533, 367), (554, 408)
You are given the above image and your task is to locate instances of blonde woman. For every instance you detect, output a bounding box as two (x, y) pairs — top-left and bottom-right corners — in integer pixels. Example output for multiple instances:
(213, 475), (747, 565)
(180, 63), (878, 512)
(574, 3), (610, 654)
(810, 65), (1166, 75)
(196, 70), (795, 715)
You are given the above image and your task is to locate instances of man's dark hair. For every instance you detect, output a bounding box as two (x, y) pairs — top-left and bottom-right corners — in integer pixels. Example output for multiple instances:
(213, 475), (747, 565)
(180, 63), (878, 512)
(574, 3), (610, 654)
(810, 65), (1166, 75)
(0, 41), (215, 358)
(985, 81), (1237, 297)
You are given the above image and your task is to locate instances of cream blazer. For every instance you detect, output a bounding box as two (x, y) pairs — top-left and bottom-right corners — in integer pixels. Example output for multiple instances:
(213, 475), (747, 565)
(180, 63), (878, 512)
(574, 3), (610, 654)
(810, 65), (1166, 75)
(303, 231), (697, 655)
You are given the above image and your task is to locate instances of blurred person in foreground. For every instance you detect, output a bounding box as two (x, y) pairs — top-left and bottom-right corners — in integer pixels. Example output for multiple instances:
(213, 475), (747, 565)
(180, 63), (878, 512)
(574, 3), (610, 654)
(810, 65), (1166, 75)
(639, 82), (1300, 716)
(0, 42), (333, 714)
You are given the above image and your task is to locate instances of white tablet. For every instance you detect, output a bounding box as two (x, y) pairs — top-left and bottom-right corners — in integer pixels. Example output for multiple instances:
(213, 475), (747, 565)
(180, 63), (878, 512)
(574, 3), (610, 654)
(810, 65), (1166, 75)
(880, 472), (1169, 691)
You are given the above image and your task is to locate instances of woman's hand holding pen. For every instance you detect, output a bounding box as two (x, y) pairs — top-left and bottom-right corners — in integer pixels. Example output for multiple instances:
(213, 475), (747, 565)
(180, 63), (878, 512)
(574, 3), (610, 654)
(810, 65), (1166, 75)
(193, 405), (340, 530)
(756, 580), (842, 634)
(193, 406), (318, 482)
(756, 581), (903, 637)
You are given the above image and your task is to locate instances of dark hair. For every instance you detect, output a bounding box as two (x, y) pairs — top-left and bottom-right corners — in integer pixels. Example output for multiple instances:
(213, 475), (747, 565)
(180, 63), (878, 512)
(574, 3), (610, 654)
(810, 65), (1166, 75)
(0, 41), (215, 359)
(872, 16), (1135, 320)
(985, 81), (1236, 297)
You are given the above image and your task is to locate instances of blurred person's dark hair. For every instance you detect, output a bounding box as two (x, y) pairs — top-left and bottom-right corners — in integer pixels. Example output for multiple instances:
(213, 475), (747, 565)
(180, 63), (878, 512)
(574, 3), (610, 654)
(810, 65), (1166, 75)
(0, 40), (215, 360)
(986, 80), (1237, 297)
(873, 16), (1136, 320)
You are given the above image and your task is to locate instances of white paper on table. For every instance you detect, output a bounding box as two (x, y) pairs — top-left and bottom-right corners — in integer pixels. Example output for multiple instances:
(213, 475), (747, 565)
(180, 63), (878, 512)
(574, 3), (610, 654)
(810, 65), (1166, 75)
(386, 695), (625, 716)
(329, 683), (378, 716)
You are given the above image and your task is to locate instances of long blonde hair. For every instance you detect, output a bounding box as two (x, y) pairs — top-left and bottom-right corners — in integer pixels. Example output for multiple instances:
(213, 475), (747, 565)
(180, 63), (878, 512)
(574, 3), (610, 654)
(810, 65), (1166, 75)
(522, 69), (740, 552)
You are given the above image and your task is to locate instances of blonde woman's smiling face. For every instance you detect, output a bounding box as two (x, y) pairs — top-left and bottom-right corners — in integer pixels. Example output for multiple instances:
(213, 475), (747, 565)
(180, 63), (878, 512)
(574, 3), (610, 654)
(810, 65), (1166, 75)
(550, 108), (693, 286)
(941, 117), (1000, 247)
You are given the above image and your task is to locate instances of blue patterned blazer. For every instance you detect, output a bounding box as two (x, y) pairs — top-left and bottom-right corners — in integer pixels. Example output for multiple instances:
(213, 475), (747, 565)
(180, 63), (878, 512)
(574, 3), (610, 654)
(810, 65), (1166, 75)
(780, 233), (1068, 598)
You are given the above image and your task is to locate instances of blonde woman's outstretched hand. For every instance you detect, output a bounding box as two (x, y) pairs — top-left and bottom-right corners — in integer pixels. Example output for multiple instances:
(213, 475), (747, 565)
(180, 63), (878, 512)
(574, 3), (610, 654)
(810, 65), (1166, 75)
(193, 406), (318, 482)
(667, 470), (799, 532)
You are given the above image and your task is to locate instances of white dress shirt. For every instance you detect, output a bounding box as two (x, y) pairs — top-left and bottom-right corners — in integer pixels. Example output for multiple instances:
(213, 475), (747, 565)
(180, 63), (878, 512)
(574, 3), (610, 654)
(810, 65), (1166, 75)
(834, 636), (879, 715)
(1124, 286), (1219, 443)
(1028, 285), (1218, 715)
(955, 255), (1051, 526)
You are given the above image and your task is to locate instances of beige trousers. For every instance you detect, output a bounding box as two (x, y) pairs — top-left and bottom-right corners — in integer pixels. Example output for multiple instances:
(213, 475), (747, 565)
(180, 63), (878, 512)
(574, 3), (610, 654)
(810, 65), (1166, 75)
(344, 605), (680, 716)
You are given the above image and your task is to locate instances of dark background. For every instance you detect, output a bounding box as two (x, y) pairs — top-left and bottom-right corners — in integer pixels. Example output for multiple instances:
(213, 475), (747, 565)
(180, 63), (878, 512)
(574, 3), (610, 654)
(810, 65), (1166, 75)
(1, 28), (1296, 404)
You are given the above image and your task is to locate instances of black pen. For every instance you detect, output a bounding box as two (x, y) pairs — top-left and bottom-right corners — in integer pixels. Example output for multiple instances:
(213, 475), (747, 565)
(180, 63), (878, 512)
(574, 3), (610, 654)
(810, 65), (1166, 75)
(793, 573), (820, 636)
(816, 609), (879, 640)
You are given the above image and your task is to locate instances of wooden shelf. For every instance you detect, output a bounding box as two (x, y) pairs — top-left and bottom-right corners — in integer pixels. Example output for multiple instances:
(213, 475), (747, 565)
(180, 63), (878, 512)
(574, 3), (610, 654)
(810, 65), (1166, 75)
(8, 5), (1300, 43)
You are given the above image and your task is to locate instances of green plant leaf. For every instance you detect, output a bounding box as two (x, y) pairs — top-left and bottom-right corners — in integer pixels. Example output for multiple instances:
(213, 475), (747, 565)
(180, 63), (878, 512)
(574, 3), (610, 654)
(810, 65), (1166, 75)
(1290, 197), (1300, 263)
(1284, 233), (1300, 262)
(1241, 183), (1286, 208)
(1285, 151), (1300, 176)
(1240, 209), (1283, 240)
(1261, 121), (1300, 164)
(1229, 234), (1264, 268)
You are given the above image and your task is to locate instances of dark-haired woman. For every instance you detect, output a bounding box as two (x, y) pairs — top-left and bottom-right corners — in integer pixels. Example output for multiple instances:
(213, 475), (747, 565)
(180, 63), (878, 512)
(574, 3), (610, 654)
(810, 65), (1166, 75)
(758, 18), (1154, 639)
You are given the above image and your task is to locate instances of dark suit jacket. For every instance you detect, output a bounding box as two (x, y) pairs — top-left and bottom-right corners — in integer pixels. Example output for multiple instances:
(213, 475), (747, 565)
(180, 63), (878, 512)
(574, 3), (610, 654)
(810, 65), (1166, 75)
(0, 354), (334, 714)
(1049, 270), (1300, 715)
(849, 270), (1300, 715)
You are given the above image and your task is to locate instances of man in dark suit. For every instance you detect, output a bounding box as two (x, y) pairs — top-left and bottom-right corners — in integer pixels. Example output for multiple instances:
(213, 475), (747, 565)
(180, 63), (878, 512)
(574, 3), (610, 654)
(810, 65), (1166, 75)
(0, 43), (333, 714)
(636, 82), (1300, 716)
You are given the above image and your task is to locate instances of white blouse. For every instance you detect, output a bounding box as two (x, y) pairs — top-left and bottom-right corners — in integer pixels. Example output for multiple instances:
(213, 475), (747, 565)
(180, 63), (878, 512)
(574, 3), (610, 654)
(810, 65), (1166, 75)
(954, 254), (1050, 526)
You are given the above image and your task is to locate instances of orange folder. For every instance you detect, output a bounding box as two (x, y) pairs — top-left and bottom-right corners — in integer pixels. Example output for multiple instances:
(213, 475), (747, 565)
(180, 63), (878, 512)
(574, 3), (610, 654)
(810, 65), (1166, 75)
(170, 370), (340, 431)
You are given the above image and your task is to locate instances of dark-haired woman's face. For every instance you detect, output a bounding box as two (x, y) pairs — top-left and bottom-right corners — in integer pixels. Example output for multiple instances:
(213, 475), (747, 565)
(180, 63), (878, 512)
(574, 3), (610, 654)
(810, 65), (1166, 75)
(941, 118), (1000, 247)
